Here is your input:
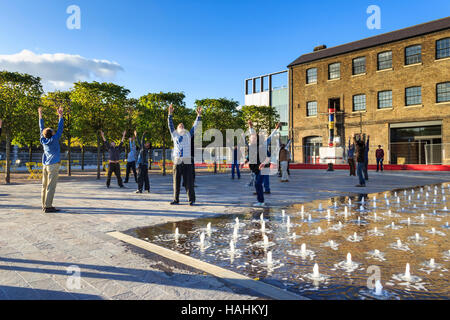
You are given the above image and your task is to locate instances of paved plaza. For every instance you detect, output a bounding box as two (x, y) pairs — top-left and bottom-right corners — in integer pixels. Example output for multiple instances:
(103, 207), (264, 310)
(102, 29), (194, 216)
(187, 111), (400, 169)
(1, 169), (450, 300)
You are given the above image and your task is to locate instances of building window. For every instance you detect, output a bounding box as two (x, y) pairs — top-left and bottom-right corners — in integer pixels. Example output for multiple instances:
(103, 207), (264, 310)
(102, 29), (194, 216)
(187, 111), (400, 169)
(306, 68), (317, 84)
(307, 101), (317, 117)
(254, 77), (261, 93)
(378, 51), (392, 70)
(405, 86), (422, 106)
(328, 63), (340, 80)
(405, 45), (422, 65)
(353, 94), (366, 111)
(352, 57), (366, 75)
(436, 38), (450, 59)
(262, 76), (269, 92)
(437, 82), (450, 103)
(378, 90), (392, 109)
(246, 79), (253, 95)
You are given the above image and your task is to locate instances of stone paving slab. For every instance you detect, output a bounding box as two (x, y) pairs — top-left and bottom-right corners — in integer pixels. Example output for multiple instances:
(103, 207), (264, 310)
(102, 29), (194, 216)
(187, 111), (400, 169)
(1, 170), (450, 300)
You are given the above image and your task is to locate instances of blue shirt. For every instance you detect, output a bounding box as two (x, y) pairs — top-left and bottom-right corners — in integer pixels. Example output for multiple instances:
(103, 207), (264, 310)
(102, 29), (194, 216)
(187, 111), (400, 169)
(39, 118), (64, 165)
(127, 140), (137, 162)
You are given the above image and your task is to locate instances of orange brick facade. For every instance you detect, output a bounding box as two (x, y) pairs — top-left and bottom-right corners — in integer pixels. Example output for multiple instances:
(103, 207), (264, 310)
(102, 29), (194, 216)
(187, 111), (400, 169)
(289, 28), (450, 164)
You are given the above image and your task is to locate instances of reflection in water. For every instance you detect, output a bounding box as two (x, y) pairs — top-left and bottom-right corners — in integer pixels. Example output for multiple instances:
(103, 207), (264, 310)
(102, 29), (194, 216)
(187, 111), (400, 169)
(130, 183), (450, 300)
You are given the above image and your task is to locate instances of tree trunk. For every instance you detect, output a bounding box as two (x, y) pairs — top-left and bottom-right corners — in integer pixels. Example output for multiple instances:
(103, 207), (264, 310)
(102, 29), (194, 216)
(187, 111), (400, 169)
(67, 135), (72, 176)
(162, 139), (166, 176)
(28, 144), (33, 163)
(96, 135), (101, 180)
(81, 145), (85, 171)
(5, 132), (11, 184)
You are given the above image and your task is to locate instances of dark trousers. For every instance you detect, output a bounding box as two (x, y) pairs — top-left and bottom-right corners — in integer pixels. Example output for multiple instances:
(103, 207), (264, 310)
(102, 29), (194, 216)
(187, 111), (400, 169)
(348, 158), (356, 176)
(173, 163), (195, 203)
(137, 164), (150, 191)
(125, 161), (137, 183)
(263, 175), (270, 192)
(107, 162), (123, 187)
(364, 159), (369, 180)
(357, 162), (366, 186)
(231, 163), (240, 179)
(376, 158), (384, 171)
(254, 172), (264, 203)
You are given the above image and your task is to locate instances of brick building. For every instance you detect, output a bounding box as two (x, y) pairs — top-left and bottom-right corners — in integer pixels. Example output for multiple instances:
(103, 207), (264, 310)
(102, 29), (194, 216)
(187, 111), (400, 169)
(288, 17), (450, 165)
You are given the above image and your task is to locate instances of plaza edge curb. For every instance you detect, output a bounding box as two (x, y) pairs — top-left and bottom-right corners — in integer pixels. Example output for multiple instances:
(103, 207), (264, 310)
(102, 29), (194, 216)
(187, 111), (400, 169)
(107, 231), (308, 301)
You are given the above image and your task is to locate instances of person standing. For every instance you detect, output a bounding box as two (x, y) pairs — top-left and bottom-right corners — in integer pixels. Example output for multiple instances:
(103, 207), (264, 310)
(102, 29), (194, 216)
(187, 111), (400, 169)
(248, 120), (280, 195)
(376, 145), (385, 172)
(38, 106), (64, 213)
(135, 131), (151, 193)
(124, 135), (137, 183)
(100, 130), (126, 188)
(241, 131), (271, 206)
(231, 145), (241, 180)
(363, 134), (370, 181)
(354, 134), (366, 187)
(168, 104), (202, 206)
(347, 138), (356, 176)
(279, 143), (289, 182)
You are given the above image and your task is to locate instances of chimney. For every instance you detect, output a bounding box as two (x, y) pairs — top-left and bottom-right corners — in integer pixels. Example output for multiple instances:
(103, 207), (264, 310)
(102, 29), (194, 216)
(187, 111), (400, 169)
(314, 45), (327, 52)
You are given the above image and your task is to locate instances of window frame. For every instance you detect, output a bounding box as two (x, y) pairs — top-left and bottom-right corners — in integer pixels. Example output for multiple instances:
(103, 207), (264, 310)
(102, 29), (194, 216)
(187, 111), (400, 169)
(377, 90), (393, 109)
(352, 94), (367, 112)
(437, 82), (450, 103)
(405, 44), (422, 65)
(306, 101), (318, 117)
(436, 38), (450, 60)
(328, 62), (341, 80)
(352, 56), (366, 75)
(405, 86), (422, 106)
(306, 68), (318, 84)
(377, 51), (392, 70)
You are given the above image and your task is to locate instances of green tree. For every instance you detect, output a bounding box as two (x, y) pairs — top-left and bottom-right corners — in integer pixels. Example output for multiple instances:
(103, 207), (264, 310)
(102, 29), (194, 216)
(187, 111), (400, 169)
(70, 81), (130, 179)
(0, 71), (43, 184)
(136, 92), (187, 175)
(195, 98), (243, 145)
(240, 105), (280, 133)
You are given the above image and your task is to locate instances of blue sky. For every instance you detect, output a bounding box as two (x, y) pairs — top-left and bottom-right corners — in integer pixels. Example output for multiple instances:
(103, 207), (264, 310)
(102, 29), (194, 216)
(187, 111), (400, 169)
(0, 0), (448, 107)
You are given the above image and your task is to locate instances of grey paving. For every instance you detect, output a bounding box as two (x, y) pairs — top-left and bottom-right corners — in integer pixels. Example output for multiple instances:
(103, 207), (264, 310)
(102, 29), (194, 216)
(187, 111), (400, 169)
(1, 169), (450, 300)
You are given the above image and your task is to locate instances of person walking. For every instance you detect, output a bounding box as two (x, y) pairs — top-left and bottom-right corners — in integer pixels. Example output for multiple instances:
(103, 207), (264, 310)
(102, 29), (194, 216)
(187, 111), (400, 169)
(279, 143), (289, 182)
(124, 135), (138, 183)
(100, 129), (126, 188)
(354, 133), (366, 187)
(168, 103), (202, 206)
(135, 130), (151, 193)
(363, 134), (370, 181)
(231, 145), (241, 180)
(376, 145), (385, 172)
(347, 138), (356, 176)
(38, 106), (64, 213)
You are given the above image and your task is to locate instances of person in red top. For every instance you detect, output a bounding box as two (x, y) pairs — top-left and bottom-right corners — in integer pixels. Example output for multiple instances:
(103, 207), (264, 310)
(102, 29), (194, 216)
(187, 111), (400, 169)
(376, 145), (385, 172)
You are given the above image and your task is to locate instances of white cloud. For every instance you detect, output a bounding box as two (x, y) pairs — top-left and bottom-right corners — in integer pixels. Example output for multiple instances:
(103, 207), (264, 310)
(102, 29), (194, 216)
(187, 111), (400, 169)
(0, 50), (124, 91)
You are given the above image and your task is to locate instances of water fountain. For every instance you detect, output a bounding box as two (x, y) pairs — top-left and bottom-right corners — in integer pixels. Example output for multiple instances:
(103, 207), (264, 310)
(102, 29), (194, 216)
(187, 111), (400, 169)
(206, 222), (212, 236)
(267, 251), (273, 267)
(327, 209), (331, 220)
(174, 227), (179, 240)
(263, 235), (269, 248)
(347, 232), (362, 242)
(229, 239), (235, 254)
(287, 243), (315, 259)
(374, 280), (383, 296)
(318, 203), (323, 211)
(348, 198), (352, 206)
(199, 232), (205, 250)
(261, 220), (266, 233)
(335, 252), (359, 272)
(233, 225), (238, 239)
(282, 210), (285, 217)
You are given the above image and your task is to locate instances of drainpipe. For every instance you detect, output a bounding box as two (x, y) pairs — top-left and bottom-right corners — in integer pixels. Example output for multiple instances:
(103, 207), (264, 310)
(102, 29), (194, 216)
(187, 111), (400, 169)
(289, 67), (294, 163)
